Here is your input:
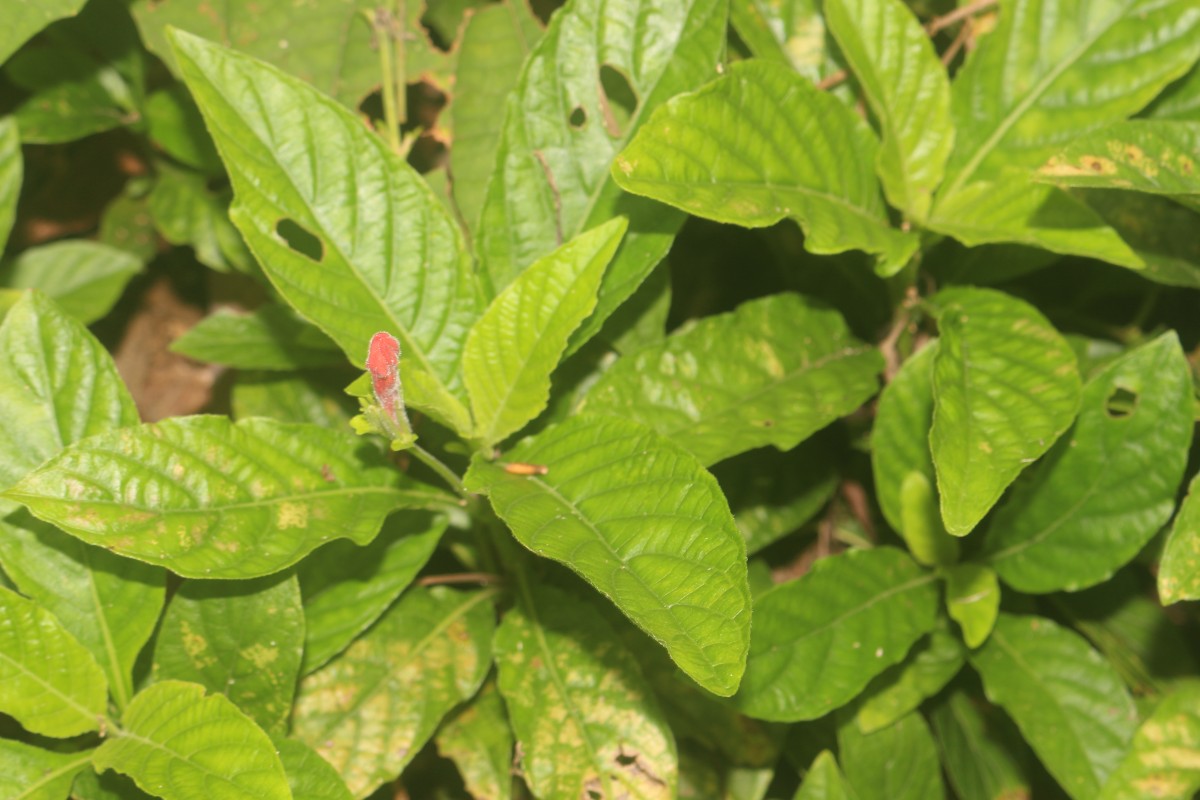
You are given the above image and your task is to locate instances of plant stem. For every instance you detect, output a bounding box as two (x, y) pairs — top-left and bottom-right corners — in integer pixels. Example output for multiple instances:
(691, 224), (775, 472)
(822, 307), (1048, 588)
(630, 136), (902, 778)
(394, 0), (408, 128)
(417, 572), (503, 587)
(369, 8), (404, 154)
(409, 443), (469, 500)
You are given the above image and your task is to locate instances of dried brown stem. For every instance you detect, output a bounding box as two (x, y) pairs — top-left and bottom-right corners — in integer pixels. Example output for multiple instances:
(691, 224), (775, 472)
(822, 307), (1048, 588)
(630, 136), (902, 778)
(416, 572), (503, 587)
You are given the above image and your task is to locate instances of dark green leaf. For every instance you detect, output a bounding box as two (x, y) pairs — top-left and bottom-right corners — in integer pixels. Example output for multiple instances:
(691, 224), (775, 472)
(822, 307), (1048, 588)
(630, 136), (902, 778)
(275, 737), (353, 800)
(435, 682), (514, 800)
(930, 286), (1081, 535)
(0, 243), (142, 324)
(144, 85), (223, 173)
(1081, 189), (1200, 289)
(838, 709), (944, 800)
(791, 750), (854, 800)
(582, 293), (883, 466)
(0, 739), (92, 800)
(147, 164), (255, 274)
(6, 416), (445, 579)
(734, 547), (939, 721)
(231, 370), (356, 428)
(464, 414), (751, 697)
(292, 587), (494, 797)
(613, 59), (919, 275)
(7, 46), (133, 143)
(0, 0), (87, 65)
(970, 614), (1137, 800)
(854, 617), (964, 734)
(170, 305), (344, 370)
(985, 333), (1192, 592)
(929, 685), (1033, 800)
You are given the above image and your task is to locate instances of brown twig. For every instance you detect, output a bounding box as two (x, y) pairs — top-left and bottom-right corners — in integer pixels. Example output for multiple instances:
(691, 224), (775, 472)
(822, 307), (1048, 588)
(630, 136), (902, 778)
(416, 572), (503, 587)
(940, 15), (975, 67)
(878, 285), (920, 382)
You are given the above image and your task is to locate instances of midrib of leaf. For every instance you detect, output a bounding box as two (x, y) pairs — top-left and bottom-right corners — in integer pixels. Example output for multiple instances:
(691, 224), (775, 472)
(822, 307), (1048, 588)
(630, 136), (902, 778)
(941, 1), (1130, 200)
(310, 587), (498, 737)
(0, 649), (96, 724)
(763, 571), (935, 654)
(81, 545), (129, 710)
(518, 468), (735, 671)
(200, 73), (456, 405)
(15, 751), (93, 800)
(108, 724), (270, 790)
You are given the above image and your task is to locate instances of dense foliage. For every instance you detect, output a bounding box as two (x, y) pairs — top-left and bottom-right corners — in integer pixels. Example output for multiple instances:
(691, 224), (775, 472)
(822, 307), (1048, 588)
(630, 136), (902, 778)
(1, 0), (1199, 798)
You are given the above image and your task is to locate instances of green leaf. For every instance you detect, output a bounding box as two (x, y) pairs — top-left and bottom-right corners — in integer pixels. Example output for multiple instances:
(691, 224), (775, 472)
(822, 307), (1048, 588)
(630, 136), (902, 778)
(6, 416), (441, 579)
(985, 333), (1192, 592)
(824, 0), (953, 221)
(937, 0), (1200, 200)
(872, 341), (936, 533)
(728, 1), (845, 89)
(70, 767), (153, 800)
(495, 583), (677, 799)
(465, 218), (627, 446)
(147, 164), (255, 275)
(93, 680), (290, 800)
(169, 29), (480, 433)
(298, 512), (445, 673)
(1161, 472), (1200, 604)
(153, 574), (304, 734)
(144, 85), (223, 174)
(0, 509), (164, 711)
(170, 305), (344, 370)
(854, 618), (965, 734)
(0, 0), (87, 65)
(449, 1), (542, 232)
(898, 472), (958, 567)
(734, 547), (939, 721)
(582, 293), (884, 466)
(970, 614), (1137, 800)
(435, 682), (514, 800)
(0, 243), (142, 324)
(0, 739), (92, 800)
(464, 414), (751, 697)
(0, 291), (139, 490)
(713, 441), (838, 556)
(838, 709), (944, 800)
(613, 59), (918, 275)
(1146, 62), (1200, 120)
(292, 586), (495, 797)
(943, 563), (1000, 649)
(1081, 190), (1200, 288)
(0, 584), (107, 737)
(6, 45), (132, 144)
(930, 286), (1082, 535)
(1038, 121), (1200, 201)
(275, 737), (353, 800)
(99, 190), (158, 263)
(476, 0), (726, 341)
(791, 751), (854, 800)
(0, 117), (20, 255)
(1099, 683), (1200, 799)
(231, 370), (356, 428)
(929, 685), (1033, 800)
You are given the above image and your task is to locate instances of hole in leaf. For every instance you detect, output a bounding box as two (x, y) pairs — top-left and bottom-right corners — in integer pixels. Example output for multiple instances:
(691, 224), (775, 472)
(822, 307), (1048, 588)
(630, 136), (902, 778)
(276, 219), (324, 262)
(615, 752), (637, 766)
(568, 105), (587, 128)
(598, 64), (638, 137)
(1105, 386), (1138, 418)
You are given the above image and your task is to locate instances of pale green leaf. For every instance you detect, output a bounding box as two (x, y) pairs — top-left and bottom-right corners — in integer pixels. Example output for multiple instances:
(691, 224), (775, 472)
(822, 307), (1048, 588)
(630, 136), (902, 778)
(581, 293), (883, 466)
(838, 709), (944, 800)
(985, 333), (1192, 592)
(734, 547), (939, 721)
(1099, 683), (1200, 800)
(1161, 472), (1200, 604)
(872, 341), (936, 533)
(298, 512), (445, 674)
(729, 1), (844, 88)
(275, 737), (353, 800)
(0, 0), (87, 65)
(929, 686), (1032, 800)
(0, 585), (107, 737)
(231, 370), (356, 428)
(6, 46), (132, 144)
(0, 243), (142, 324)
(495, 584), (677, 799)
(970, 614), (1137, 800)
(153, 574), (304, 734)
(449, 1), (542, 232)
(93, 680), (290, 800)
(170, 305), (344, 370)
(465, 218), (626, 446)
(147, 164), (255, 274)
(464, 414), (751, 697)
(0, 290), (139, 490)
(5, 416), (441, 579)
(293, 586), (494, 798)
(435, 682), (513, 800)
(899, 472), (958, 568)
(937, 0), (1200, 198)
(854, 618), (964, 734)
(824, 0), (953, 221)
(943, 563), (1000, 648)
(1038, 121), (1200, 201)
(1081, 190), (1200, 288)
(791, 751), (853, 800)
(930, 287), (1082, 535)
(0, 117), (20, 255)
(613, 59), (919, 275)
(170, 30), (480, 433)
(0, 739), (92, 800)
(0, 509), (163, 712)
(476, 0), (726, 341)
